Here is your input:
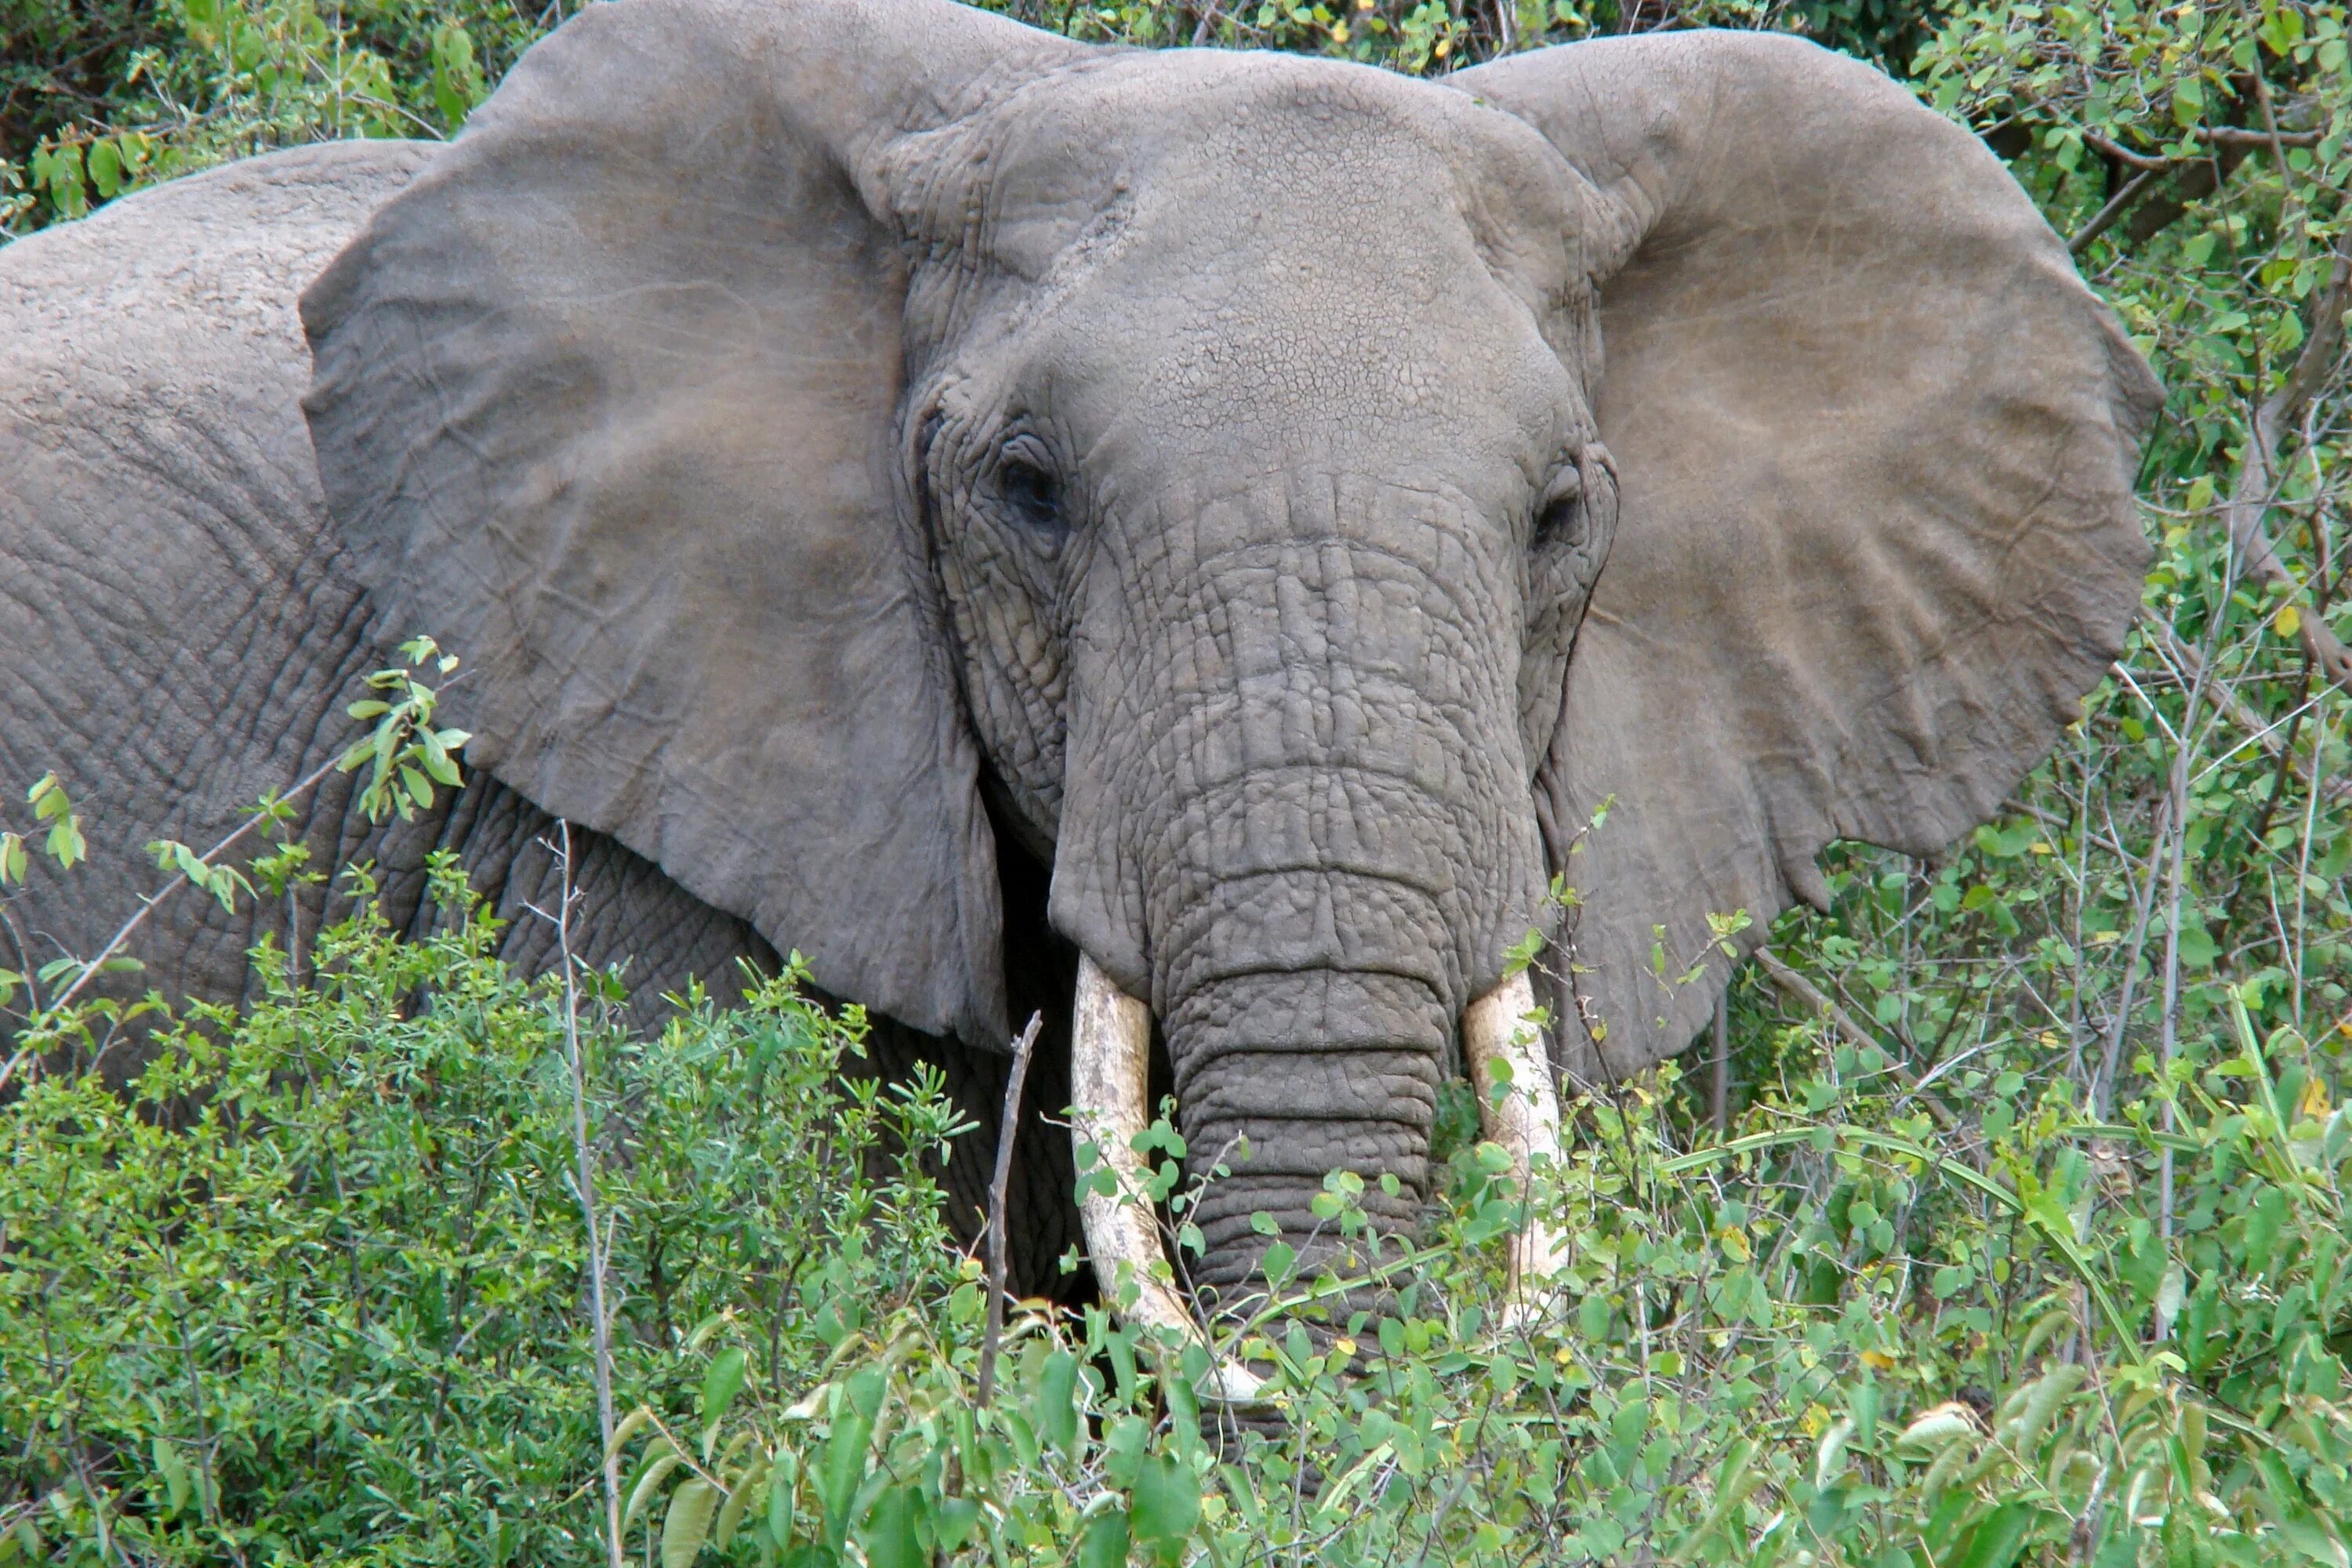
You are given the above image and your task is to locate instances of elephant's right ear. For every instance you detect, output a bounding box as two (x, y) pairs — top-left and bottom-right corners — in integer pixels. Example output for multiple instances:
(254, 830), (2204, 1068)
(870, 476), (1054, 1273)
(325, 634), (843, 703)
(302, 0), (1083, 1047)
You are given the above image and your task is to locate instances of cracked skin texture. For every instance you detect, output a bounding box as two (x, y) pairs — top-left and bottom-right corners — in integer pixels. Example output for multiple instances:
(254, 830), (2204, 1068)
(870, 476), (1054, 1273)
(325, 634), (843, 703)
(5, 0), (2154, 1309)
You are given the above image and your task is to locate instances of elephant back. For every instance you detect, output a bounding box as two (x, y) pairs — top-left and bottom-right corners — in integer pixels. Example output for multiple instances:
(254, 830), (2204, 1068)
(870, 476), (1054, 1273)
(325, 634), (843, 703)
(0, 143), (434, 1014)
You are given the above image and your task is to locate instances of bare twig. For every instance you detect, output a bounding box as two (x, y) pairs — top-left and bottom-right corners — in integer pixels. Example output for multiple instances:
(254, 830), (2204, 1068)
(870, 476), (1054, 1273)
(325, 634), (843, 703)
(976, 1011), (1044, 1408)
(536, 822), (626, 1568)
(2095, 796), (2174, 1117)
(2200, 124), (2323, 150)
(2070, 165), (2160, 255)
(2224, 226), (2352, 691)
(2078, 122), (2321, 171)
(2157, 663), (2207, 1241)
(1753, 948), (1955, 1129)
(1708, 991), (1729, 1135)
(2078, 125), (2174, 173)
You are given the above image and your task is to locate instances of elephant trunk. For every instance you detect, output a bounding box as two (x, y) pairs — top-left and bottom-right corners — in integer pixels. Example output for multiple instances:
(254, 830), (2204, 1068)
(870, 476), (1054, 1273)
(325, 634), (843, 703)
(1167, 964), (1449, 1305)
(1071, 953), (1565, 1381)
(1055, 493), (1563, 1381)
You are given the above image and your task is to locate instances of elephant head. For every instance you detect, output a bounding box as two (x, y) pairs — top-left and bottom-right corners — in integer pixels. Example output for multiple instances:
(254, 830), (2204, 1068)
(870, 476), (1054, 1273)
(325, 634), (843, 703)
(300, 0), (2157, 1371)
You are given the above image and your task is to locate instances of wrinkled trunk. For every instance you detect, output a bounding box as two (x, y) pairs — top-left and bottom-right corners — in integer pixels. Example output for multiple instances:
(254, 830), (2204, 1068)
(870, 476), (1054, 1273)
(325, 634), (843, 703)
(1170, 960), (1452, 1305)
(1055, 481), (1552, 1325)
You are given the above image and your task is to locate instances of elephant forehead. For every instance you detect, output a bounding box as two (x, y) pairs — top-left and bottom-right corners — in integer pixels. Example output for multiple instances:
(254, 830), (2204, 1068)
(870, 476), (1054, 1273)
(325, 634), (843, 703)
(952, 48), (1587, 296)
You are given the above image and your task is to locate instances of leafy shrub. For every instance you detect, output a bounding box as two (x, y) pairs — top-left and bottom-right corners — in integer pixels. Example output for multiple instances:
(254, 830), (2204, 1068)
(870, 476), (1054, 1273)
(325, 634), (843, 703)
(14, 895), (2352, 1563)
(0, 863), (967, 1565)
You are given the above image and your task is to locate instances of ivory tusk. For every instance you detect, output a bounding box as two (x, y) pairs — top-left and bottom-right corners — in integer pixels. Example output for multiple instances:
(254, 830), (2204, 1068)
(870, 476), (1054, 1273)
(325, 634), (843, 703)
(1070, 954), (1266, 1402)
(1463, 969), (1568, 1314)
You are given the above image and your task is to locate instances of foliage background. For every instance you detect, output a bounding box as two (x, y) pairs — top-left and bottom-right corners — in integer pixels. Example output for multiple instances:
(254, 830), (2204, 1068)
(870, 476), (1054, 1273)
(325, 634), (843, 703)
(1, 0), (2347, 1563)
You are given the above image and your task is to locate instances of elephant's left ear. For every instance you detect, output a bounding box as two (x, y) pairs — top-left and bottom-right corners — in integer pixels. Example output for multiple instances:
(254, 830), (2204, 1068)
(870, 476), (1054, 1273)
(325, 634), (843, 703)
(1453, 31), (2160, 1082)
(303, 0), (1087, 1047)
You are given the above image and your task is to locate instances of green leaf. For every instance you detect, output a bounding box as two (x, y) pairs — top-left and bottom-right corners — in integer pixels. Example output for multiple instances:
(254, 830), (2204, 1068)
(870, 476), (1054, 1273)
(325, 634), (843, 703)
(86, 138), (122, 198)
(1131, 1454), (1200, 1566)
(1, 833), (26, 885)
(2279, 1515), (2350, 1568)
(818, 1409), (873, 1548)
(151, 1438), (192, 1516)
(419, 730), (463, 786)
(933, 1496), (979, 1553)
(1951, 1501), (2038, 1568)
(1036, 1348), (1080, 1454)
(765, 1470), (795, 1548)
(46, 814), (85, 869)
(623, 1453), (684, 1531)
(661, 1478), (718, 1568)
(700, 1347), (748, 1455)
(1078, 1508), (1131, 1568)
(857, 1486), (921, 1568)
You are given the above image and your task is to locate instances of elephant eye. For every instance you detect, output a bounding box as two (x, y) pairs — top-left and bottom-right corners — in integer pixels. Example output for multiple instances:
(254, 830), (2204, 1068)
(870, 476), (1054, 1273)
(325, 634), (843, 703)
(1534, 467), (1584, 550)
(998, 447), (1065, 537)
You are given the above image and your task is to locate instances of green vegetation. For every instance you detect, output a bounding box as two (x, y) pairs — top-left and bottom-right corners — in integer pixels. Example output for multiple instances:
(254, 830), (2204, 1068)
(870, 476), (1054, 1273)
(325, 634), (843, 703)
(2, 0), (2348, 1563)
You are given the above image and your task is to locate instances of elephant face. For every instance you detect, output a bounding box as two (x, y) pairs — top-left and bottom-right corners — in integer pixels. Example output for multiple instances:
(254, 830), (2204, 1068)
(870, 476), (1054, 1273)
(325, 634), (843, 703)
(302, 0), (2158, 1342)
(909, 54), (1616, 1286)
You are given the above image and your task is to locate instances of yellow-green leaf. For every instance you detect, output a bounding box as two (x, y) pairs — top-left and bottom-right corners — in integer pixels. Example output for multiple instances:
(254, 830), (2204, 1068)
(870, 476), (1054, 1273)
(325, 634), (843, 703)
(660, 1478), (718, 1568)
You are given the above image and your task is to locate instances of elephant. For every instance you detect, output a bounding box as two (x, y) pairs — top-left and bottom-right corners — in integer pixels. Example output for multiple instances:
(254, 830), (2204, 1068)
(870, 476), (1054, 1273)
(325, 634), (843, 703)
(0, 0), (2157, 1377)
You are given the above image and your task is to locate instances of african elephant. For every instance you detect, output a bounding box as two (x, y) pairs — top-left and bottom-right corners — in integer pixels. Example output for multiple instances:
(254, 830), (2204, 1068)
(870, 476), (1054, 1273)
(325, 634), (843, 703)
(0, 0), (2156, 1372)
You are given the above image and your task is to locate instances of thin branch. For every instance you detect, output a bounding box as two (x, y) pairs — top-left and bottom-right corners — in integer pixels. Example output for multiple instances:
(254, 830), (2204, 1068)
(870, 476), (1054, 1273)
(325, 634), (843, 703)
(1708, 990), (1729, 1136)
(2078, 122), (2321, 170)
(0, 749), (348, 1098)
(2223, 226), (2352, 692)
(2079, 125), (2174, 173)
(2071, 165), (2160, 255)
(2200, 124), (2323, 150)
(1752, 948), (1955, 1130)
(976, 1011), (1044, 1408)
(538, 822), (626, 1568)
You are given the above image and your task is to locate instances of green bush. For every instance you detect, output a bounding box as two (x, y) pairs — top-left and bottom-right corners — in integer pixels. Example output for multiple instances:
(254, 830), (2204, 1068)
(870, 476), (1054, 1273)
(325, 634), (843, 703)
(11, 904), (2352, 1563)
(0, 861), (969, 1565)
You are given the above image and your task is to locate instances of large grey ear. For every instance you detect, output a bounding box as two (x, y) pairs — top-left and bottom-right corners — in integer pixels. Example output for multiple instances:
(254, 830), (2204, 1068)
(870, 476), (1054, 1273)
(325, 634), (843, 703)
(1454, 31), (2160, 1082)
(303, 0), (1084, 1047)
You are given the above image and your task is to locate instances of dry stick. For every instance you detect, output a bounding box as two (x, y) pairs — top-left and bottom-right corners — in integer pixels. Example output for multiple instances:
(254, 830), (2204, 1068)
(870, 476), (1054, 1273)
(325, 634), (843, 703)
(975, 1010), (1044, 1408)
(1708, 990), (1730, 1136)
(1752, 948), (1957, 1130)
(540, 822), (626, 1568)
(2078, 122), (2322, 175)
(2155, 622), (2343, 797)
(2157, 747), (2194, 1242)
(2226, 225), (2352, 693)
(2070, 165), (2161, 256)
(2096, 796), (2174, 1118)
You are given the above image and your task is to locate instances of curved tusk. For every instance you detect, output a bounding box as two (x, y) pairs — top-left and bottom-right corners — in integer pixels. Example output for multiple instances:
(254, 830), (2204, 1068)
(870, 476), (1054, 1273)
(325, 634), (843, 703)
(1463, 969), (1568, 1316)
(1070, 954), (1265, 1403)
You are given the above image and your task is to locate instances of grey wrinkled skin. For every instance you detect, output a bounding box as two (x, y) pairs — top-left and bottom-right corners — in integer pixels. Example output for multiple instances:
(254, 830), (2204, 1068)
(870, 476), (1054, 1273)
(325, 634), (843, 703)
(2, 0), (2157, 1311)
